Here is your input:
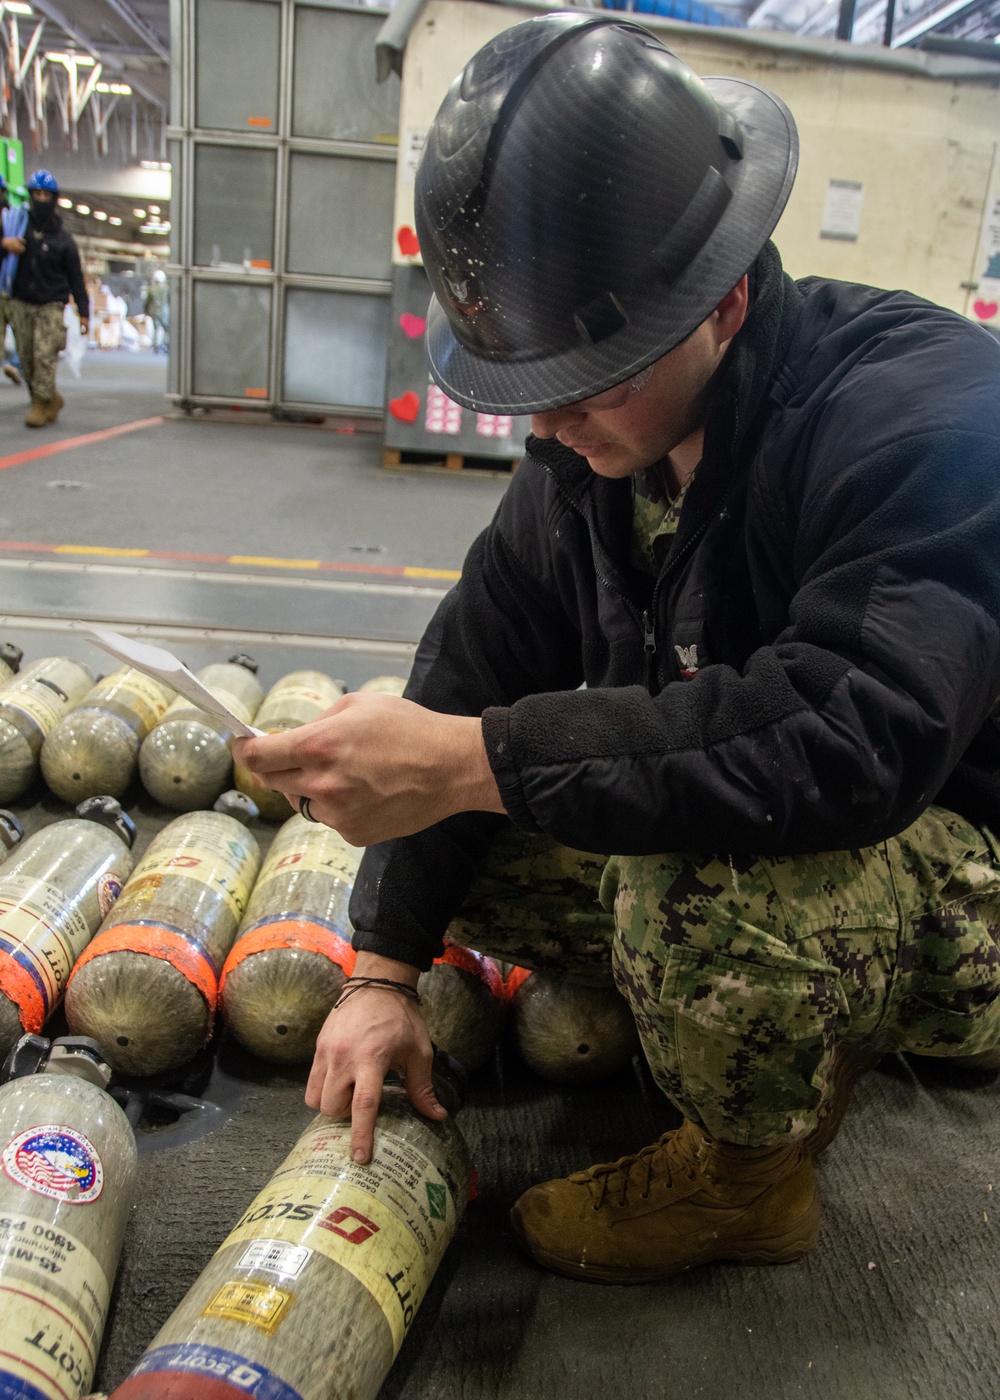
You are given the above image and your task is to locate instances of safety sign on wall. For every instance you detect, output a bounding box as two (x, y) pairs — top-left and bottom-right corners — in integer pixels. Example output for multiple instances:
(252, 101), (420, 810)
(820, 179), (864, 242)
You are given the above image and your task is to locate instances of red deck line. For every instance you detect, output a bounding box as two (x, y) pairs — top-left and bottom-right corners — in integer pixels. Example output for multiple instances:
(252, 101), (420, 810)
(0, 416), (164, 471)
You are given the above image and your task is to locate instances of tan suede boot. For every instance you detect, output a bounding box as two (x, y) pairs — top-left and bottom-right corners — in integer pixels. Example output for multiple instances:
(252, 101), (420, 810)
(1, 364), (20, 386)
(510, 1118), (819, 1284)
(24, 397), (48, 428)
(44, 390), (64, 423)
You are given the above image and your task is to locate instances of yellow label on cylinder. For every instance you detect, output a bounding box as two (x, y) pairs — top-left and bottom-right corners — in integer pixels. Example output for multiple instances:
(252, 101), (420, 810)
(202, 685), (256, 728)
(202, 1280), (293, 1334)
(0, 876), (94, 1018)
(124, 847), (254, 924)
(255, 818), (360, 890)
(89, 668), (174, 733)
(1, 682), (71, 736)
(162, 685), (255, 728)
(256, 674), (342, 730)
(222, 1120), (458, 1352)
(0, 1211), (110, 1399)
(121, 819), (258, 924)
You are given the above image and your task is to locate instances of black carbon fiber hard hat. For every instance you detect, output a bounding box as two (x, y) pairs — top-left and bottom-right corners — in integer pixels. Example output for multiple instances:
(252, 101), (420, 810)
(416, 12), (798, 415)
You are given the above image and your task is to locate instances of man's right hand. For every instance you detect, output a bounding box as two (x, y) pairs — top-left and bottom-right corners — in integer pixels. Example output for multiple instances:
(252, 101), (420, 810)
(305, 950), (446, 1163)
(1, 237), (26, 254)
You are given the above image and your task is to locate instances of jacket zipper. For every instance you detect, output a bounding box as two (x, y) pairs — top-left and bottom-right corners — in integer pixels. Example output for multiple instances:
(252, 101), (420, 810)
(644, 512), (717, 690)
(541, 464), (723, 695)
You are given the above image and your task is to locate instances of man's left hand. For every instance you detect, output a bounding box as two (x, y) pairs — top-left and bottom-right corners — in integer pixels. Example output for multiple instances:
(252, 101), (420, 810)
(231, 692), (505, 846)
(79, 319), (89, 337)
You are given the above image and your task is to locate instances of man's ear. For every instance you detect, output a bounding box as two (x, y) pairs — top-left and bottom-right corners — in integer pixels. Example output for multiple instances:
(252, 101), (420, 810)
(714, 275), (749, 347)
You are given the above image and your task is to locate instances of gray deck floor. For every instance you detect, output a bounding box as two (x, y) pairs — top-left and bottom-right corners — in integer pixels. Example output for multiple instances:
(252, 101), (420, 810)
(2, 353), (998, 1400)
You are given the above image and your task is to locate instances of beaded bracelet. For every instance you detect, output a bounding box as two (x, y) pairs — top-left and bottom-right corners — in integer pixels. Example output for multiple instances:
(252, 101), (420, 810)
(335, 976), (421, 1009)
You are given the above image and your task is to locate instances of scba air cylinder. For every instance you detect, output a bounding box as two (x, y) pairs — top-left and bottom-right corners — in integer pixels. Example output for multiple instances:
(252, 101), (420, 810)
(0, 1035), (138, 1400)
(65, 794), (261, 1076)
(0, 658), (94, 804)
(219, 814), (359, 1064)
(111, 1063), (471, 1400)
(41, 667), (176, 803)
(233, 670), (345, 822)
(0, 799), (136, 1062)
(138, 658), (263, 813)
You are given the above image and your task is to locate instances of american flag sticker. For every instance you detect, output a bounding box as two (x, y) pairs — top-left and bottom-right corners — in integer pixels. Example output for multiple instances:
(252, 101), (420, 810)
(3, 1125), (104, 1204)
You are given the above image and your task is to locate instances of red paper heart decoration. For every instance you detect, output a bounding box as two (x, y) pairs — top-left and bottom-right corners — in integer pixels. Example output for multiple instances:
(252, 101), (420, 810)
(974, 299), (999, 322)
(389, 390), (420, 424)
(399, 313), (427, 339)
(397, 226), (420, 257)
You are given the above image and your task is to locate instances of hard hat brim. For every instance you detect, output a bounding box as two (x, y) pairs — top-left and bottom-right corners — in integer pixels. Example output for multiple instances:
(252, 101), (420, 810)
(425, 77), (798, 416)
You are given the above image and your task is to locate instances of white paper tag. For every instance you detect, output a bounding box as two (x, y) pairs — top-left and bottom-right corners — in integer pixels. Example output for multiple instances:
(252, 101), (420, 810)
(86, 627), (264, 739)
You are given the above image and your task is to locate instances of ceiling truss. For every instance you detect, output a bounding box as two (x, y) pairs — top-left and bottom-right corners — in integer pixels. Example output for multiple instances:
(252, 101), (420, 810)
(0, 0), (168, 162)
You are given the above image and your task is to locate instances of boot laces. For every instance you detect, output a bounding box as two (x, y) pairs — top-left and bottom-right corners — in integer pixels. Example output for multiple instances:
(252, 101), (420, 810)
(577, 1126), (703, 1212)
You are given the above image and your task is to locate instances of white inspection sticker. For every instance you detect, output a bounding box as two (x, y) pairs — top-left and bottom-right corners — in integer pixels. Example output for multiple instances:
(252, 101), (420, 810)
(237, 1238), (312, 1279)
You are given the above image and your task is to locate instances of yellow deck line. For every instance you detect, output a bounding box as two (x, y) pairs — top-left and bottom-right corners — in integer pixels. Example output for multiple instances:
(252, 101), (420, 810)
(41, 543), (461, 580)
(404, 566), (461, 580)
(54, 545), (151, 557)
(228, 554), (323, 570)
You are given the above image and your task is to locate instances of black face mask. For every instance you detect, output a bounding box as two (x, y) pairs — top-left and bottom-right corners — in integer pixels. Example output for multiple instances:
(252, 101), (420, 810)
(28, 197), (56, 229)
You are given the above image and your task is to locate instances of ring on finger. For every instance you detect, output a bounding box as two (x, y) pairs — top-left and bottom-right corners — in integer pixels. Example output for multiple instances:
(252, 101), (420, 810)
(299, 795), (318, 822)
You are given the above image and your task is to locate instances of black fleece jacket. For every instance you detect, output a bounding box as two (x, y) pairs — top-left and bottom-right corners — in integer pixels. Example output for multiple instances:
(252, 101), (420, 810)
(350, 244), (1000, 970)
(12, 213), (89, 320)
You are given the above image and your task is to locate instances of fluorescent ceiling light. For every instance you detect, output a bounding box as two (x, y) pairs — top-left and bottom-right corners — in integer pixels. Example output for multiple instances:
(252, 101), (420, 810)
(96, 81), (131, 95)
(46, 51), (97, 65)
(109, 216), (122, 225)
(148, 205), (160, 214)
(132, 208), (146, 218)
(5, 2), (35, 14)
(57, 197), (72, 208)
(93, 211), (108, 221)
(139, 160), (171, 171)
(76, 204), (90, 215)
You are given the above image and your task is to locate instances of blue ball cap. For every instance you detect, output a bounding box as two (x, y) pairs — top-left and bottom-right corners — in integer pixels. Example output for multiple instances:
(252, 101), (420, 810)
(27, 170), (58, 194)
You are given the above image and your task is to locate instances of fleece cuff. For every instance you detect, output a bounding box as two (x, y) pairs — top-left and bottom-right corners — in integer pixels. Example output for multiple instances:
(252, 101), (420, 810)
(482, 705), (541, 833)
(350, 927), (438, 972)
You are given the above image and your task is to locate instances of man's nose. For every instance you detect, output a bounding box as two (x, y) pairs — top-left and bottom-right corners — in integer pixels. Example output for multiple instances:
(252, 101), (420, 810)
(531, 406), (583, 438)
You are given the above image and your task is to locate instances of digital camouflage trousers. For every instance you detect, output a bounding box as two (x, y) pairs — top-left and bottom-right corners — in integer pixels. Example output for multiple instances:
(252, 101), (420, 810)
(0, 294), (15, 359)
(9, 299), (66, 403)
(447, 805), (1000, 1145)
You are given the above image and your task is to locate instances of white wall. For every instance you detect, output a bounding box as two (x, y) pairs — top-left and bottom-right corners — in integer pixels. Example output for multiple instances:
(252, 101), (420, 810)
(394, 2), (1000, 324)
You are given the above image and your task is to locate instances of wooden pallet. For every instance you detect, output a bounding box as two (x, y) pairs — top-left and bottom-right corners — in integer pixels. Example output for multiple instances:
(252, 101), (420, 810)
(382, 447), (518, 475)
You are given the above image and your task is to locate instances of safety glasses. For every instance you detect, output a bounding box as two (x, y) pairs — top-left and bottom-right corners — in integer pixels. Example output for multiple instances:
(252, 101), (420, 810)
(559, 363), (655, 412)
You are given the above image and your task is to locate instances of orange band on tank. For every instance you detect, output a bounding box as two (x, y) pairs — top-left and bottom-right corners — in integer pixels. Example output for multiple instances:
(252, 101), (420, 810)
(437, 943), (504, 999)
(504, 964), (533, 999)
(0, 952), (42, 1032)
(219, 921), (356, 996)
(68, 924), (219, 1010)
